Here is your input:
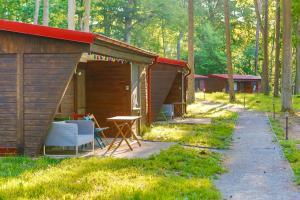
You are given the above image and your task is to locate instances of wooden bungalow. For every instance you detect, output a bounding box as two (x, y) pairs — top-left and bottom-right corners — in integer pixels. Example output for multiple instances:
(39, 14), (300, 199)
(205, 74), (261, 93)
(148, 57), (190, 123)
(0, 20), (157, 156)
(194, 74), (207, 92)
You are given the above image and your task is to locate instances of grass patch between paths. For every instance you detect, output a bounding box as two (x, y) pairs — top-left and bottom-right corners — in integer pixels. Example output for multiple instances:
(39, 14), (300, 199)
(198, 92), (300, 113)
(0, 146), (224, 200)
(269, 117), (300, 185)
(143, 110), (238, 149)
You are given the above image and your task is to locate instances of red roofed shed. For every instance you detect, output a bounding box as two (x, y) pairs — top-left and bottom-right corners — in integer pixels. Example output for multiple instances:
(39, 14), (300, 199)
(205, 74), (261, 93)
(148, 57), (190, 123)
(0, 20), (157, 156)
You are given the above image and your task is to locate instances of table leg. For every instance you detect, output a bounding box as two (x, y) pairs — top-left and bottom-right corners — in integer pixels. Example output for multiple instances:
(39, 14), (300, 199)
(125, 120), (141, 147)
(106, 122), (122, 152)
(114, 121), (133, 151)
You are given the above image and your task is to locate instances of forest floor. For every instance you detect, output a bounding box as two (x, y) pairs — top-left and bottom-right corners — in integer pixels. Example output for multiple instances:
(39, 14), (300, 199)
(215, 110), (300, 200)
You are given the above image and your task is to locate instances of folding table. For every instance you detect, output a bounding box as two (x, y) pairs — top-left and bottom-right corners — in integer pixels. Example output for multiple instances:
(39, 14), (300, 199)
(106, 116), (142, 152)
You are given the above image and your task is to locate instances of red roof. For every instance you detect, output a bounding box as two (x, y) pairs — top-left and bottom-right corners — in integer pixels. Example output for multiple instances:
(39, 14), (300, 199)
(194, 74), (208, 79)
(0, 19), (95, 44)
(208, 74), (261, 81)
(0, 19), (157, 57)
(156, 57), (188, 68)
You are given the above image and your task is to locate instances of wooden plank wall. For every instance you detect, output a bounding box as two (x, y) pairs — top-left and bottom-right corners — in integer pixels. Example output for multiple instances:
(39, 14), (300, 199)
(86, 61), (131, 136)
(55, 78), (75, 119)
(205, 78), (227, 93)
(0, 54), (17, 148)
(150, 64), (178, 122)
(23, 54), (81, 155)
(164, 72), (185, 117)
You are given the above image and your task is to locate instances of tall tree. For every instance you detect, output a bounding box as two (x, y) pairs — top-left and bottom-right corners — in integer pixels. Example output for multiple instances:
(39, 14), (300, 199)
(83, 0), (91, 32)
(295, 20), (300, 94)
(254, 0), (269, 95)
(224, 0), (235, 102)
(177, 31), (183, 60)
(34, 0), (40, 24)
(124, 0), (134, 43)
(273, 0), (281, 97)
(187, 0), (195, 102)
(42, 0), (49, 26)
(254, 0), (261, 74)
(68, 0), (76, 30)
(282, 0), (293, 111)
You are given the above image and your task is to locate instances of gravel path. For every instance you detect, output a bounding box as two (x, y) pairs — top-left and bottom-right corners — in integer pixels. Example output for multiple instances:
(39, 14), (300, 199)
(215, 111), (300, 200)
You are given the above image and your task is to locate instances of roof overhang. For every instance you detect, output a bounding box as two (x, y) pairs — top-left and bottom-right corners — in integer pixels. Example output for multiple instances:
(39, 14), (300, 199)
(0, 19), (157, 64)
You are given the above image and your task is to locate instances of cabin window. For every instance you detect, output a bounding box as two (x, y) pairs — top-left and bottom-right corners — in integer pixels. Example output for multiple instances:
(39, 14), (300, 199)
(234, 82), (238, 91)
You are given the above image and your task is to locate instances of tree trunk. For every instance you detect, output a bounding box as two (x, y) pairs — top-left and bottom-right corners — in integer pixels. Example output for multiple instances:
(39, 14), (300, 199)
(254, 19), (260, 74)
(254, 0), (262, 74)
(254, 0), (263, 32)
(224, 0), (235, 102)
(282, 0), (293, 111)
(187, 0), (195, 103)
(161, 20), (166, 57)
(124, 0), (133, 43)
(261, 0), (269, 95)
(68, 0), (76, 30)
(34, 0), (40, 24)
(177, 31), (184, 60)
(82, 0), (91, 32)
(42, 0), (49, 26)
(103, 12), (111, 36)
(295, 20), (300, 94)
(273, 0), (280, 97)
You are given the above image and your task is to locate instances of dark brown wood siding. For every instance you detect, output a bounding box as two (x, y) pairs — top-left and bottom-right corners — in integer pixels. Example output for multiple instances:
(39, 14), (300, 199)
(165, 72), (185, 117)
(150, 64), (178, 122)
(23, 54), (82, 155)
(0, 54), (17, 148)
(205, 78), (227, 93)
(86, 61), (131, 136)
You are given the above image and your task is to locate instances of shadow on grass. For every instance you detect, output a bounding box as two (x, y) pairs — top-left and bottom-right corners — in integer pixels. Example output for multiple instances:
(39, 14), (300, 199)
(0, 146), (223, 200)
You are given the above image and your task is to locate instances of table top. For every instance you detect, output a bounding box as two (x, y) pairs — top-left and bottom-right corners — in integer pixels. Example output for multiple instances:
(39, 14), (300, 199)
(107, 116), (141, 121)
(172, 102), (187, 105)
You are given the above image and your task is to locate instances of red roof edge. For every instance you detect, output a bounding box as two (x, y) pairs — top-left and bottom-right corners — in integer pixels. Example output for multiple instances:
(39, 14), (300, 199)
(156, 57), (188, 68)
(208, 74), (261, 80)
(194, 74), (208, 79)
(0, 19), (95, 44)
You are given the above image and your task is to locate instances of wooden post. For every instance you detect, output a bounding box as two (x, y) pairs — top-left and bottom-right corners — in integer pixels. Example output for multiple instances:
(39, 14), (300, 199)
(285, 112), (289, 140)
(273, 98), (276, 119)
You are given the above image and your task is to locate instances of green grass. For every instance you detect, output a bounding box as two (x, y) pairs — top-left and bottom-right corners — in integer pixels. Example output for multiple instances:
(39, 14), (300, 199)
(0, 146), (223, 200)
(0, 157), (60, 178)
(269, 118), (300, 184)
(197, 92), (300, 113)
(143, 104), (238, 149)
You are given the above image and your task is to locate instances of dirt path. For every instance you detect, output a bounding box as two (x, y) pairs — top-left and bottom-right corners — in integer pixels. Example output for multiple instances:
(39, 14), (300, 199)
(215, 111), (300, 200)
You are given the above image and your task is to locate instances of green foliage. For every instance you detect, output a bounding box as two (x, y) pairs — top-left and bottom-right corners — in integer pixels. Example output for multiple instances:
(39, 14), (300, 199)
(0, 146), (223, 199)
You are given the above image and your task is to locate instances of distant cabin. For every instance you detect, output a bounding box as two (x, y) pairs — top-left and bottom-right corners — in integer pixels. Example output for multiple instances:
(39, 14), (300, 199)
(204, 74), (261, 93)
(194, 74), (207, 92)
